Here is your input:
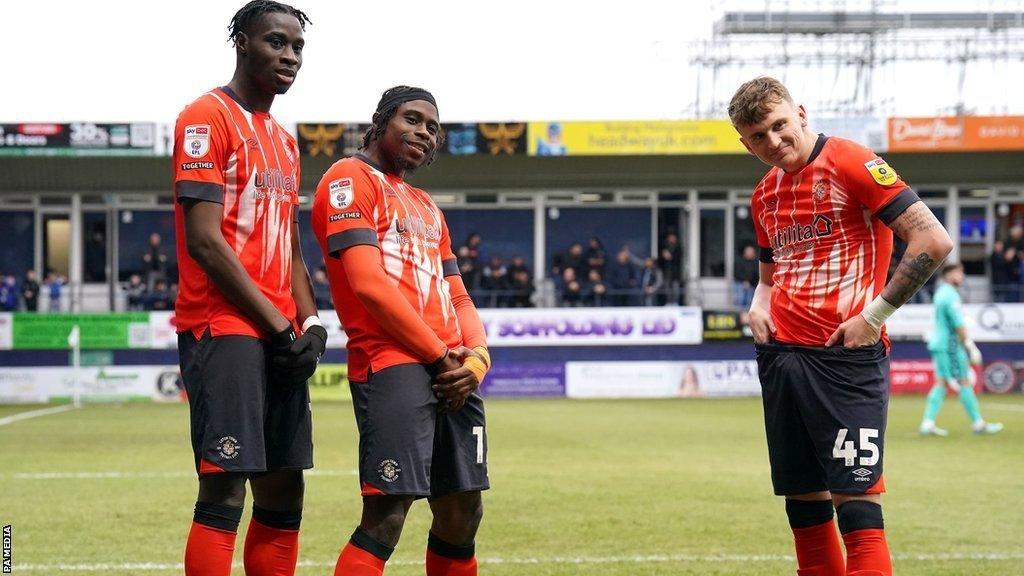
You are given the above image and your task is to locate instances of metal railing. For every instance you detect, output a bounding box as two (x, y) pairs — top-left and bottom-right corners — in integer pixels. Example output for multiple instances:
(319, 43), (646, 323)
(6, 280), (1024, 313)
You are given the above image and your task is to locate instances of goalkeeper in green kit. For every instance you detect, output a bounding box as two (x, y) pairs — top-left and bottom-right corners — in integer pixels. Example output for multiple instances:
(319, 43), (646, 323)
(919, 262), (1003, 436)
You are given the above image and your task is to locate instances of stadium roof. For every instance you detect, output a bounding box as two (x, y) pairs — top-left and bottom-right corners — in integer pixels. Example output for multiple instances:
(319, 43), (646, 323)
(2, 151), (1023, 194)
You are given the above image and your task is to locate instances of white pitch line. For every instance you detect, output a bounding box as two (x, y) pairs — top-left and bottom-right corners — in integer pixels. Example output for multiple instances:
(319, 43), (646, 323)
(14, 551), (1024, 571)
(987, 402), (1024, 413)
(0, 404), (78, 427)
(3, 469), (357, 480)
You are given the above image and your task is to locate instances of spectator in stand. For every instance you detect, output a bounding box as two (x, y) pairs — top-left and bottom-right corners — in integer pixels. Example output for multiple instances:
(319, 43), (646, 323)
(481, 256), (509, 307)
(458, 233), (484, 305)
(559, 267), (584, 307)
(1005, 247), (1022, 303)
(145, 279), (174, 311)
(659, 232), (684, 304)
(508, 269), (534, 308)
(583, 268), (608, 306)
(734, 245), (760, 308)
(143, 232), (168, 290)
(84, 221), (107, 282)
(1008, 223), (1024, 252)
(507, 255), (529, 279)
(606, 247), (639, 306)
(124, 273), (147, 311)
(21, 269), (40, 312)
(312, 267), (333, 310)
(0, 275), (17, 312)
(461, 232), (485, 266)
(990, 240), (1009, 301)
(586, 237), (607, 275)
(44, 271), (63, 312)
(552, 242), (586, 278)
(640, 257), (664, 306)
(1016, 248), (1024, 303)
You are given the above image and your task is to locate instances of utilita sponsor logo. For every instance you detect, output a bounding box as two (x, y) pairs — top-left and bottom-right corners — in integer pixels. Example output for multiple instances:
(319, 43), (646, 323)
(769, 214), (834, 251)
(254, 168), (296, 192)
(891, 118), (963, 144)
(396, 214), (442, 241)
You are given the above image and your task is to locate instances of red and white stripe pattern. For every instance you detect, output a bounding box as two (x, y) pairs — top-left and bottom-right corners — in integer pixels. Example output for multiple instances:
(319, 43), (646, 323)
(752, 137), (902, 346)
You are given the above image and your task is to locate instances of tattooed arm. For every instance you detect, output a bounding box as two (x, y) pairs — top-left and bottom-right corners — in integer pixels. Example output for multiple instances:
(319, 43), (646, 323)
(879, 201), (954, 307)
(826, 201), (953, 347)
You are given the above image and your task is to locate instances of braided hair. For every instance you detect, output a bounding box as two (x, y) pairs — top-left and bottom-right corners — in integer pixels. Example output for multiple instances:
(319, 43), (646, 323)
(227, 0), (311, 43)
(362, 86), (446, 165)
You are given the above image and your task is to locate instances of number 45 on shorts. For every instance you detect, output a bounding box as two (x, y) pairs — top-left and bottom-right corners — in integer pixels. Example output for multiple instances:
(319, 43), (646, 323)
(832, 428), (879, 467)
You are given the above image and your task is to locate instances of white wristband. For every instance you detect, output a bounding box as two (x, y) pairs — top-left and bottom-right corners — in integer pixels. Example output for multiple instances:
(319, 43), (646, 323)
(301, 315), (323, 332)
(860, 295), (897, 330)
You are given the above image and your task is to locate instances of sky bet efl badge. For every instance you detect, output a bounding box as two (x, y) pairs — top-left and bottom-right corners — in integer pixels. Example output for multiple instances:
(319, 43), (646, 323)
(329, 178), (354, 209)
(183, 124), (210, 159)
(864, 158), (898, 186)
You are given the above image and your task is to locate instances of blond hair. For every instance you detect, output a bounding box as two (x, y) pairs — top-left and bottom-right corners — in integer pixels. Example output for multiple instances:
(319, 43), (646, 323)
(728, 76), (794, 127)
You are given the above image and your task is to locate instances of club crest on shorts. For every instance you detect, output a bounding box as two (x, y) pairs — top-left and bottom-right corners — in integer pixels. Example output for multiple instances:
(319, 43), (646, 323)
(378, 458), (401, 483)
(183, 124), (210, 159)
(217, 436), (241, 460)
(329, 178), (354, 210)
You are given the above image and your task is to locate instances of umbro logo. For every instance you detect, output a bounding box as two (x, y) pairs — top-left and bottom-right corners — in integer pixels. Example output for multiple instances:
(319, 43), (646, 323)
(852, 468), (872, 481)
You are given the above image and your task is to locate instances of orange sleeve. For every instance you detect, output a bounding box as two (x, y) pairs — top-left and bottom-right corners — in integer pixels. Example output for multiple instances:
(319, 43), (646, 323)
(313, 163), (382, 258)
(447, 272), (487, 349)
(838, 140), (913, 219)
(341, 244), (448, 363)
(437, 211), (487, 348)
(173, 98), (231, 204)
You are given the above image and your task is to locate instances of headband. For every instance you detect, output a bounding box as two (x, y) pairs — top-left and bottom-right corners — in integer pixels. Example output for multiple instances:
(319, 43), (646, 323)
(376, 88), (438, 115)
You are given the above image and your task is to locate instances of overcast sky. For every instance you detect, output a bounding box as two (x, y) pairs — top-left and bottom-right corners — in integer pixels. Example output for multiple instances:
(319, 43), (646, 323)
(8, 0), (1024, 125)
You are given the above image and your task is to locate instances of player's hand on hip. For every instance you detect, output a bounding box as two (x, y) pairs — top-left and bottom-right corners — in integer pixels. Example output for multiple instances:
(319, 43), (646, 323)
(748, 306), (776, 344)
(825, 315), (879, 348)
(269, 325), (328, 386)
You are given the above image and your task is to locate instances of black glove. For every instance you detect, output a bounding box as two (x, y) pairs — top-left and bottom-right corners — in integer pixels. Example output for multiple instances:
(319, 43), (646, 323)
(269, 325), (327, 386)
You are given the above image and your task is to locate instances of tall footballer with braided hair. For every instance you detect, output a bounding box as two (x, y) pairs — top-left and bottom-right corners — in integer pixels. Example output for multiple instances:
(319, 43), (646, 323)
(172, 2), (323, 575)
(730, 76), (953, 576)
(312, 86), (491, 576)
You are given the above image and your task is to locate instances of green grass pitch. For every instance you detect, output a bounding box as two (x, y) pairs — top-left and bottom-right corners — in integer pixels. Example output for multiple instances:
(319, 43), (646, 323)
(1, 395), (1022, 575)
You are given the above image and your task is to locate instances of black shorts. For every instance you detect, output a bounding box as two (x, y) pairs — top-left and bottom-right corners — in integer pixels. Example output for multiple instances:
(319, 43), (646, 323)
(755, 341), (888, 496)
(350, 363), (490, 498)
(178, 328), (313, 475)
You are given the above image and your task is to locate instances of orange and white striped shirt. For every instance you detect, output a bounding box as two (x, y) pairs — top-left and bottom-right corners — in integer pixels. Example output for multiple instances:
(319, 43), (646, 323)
(172, 86), (300, 338)
(751, 135), (918, 346)
(311, 155), (464, 381)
